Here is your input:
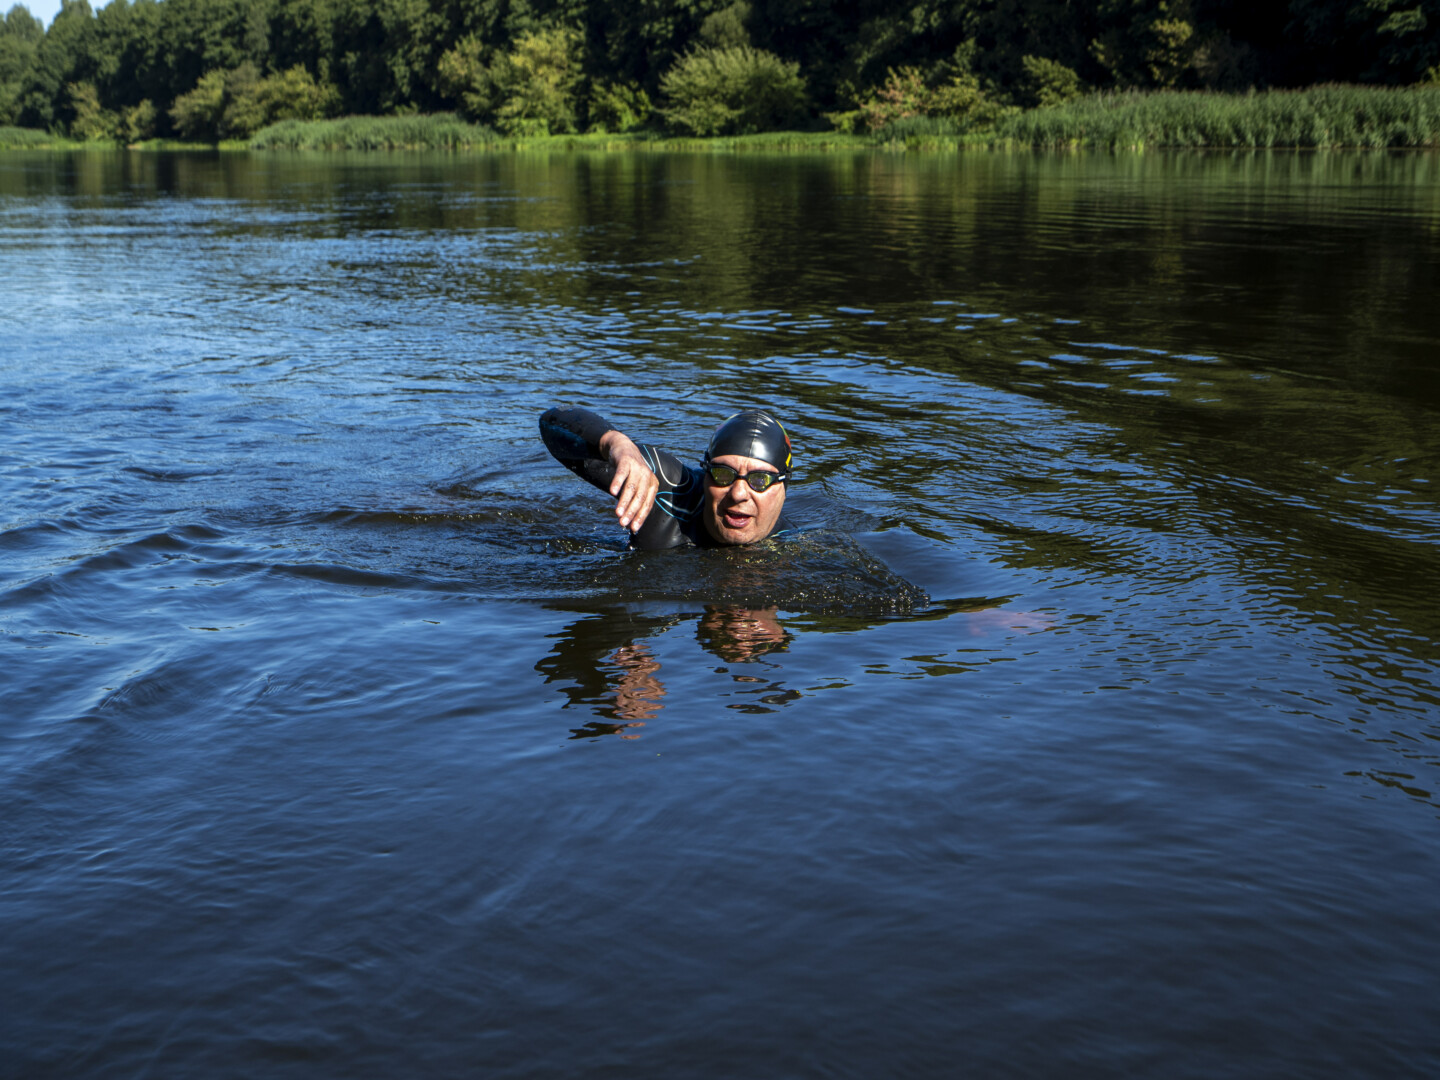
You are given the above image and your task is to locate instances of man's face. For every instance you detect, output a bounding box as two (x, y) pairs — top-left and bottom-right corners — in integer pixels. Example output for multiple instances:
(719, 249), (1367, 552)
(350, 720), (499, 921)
(701, 454), (786, 545)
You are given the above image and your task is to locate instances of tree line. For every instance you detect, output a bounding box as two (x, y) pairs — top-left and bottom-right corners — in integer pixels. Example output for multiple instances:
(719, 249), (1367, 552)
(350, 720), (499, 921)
(2, 0), (1437, 142)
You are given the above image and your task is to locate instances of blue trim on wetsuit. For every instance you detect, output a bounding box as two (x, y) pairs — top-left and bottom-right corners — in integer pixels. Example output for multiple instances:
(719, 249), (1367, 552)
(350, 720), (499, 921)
(540, 407), (719, 550)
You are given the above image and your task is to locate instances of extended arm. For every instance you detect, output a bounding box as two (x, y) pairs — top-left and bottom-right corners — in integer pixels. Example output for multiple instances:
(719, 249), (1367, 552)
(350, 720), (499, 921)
(539, 407), (660, 534)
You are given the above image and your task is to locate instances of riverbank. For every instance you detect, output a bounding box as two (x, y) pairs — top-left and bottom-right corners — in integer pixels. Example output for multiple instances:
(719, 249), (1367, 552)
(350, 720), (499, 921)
(6, 85), (1439, 152)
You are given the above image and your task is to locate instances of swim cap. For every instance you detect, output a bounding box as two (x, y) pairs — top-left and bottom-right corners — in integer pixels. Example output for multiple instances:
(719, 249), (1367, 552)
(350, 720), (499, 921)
(705, 410), (793, 479)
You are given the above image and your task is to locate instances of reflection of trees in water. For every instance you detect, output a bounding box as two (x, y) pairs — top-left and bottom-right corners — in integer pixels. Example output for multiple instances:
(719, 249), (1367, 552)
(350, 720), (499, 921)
(535, 605), (799, 738)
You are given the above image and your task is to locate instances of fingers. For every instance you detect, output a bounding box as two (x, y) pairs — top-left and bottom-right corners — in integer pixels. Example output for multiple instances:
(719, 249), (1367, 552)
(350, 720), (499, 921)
(613, 461), (658, 532)
(605, 442), (658, 533)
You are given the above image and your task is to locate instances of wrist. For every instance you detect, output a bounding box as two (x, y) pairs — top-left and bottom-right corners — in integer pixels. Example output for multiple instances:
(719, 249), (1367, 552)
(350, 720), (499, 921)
(599, 429), (627, 460)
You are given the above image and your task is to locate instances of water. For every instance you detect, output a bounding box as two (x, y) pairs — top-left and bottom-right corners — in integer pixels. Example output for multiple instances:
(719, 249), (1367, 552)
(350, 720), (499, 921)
(2, 149), (1438, 1078)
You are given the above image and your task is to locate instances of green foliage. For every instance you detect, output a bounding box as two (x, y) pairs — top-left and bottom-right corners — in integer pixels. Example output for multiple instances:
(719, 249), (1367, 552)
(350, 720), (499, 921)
(1088, 2), (1197, 88)
(17, 0), (99, 130)
(855, 66), (927, 130)
(171, 61), (336, 142)
(1, 0), (1438, 146)
(855, 64), (1010, 132)
(873, 114), (964, 139)
(0, 121), (72, 145)
(660, 44), (806, 136)
(697, 2), (751, 50)
(588, 80), (651, 133)
(491, 26), (584, 136)
(1001, 86), (1440, 148)
(168, 66), (223, 140)
(248, 63), (339, 126)
(3, 4), (42, 43)
(248, 112), (495, 149)
(437, 34), (493, 122)
(119, 96), (157, 141)
(1020, 55), (1083, 107)
(440, 26), (587, 135)
(67, 78), (115, 138)
(1, 5), (43, 124)
(1289, 0), (1440, 83)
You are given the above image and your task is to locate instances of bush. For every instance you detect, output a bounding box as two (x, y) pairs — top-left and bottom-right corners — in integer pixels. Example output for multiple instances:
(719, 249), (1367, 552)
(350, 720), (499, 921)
(119, 99), (158, 143)
(172, 64), (339, 142)
(492, 27), (584, 136)
(660, 45), (806, 136)
(856, 66), (1011, 133)
(250, 66), (339, 128)
(68, 81), (117, 140)
(439, 27), (584, 136)
(697, 2), (751, 49)
(438, 35), (494, 122)
(169, 69), (226, 141)
(1020, 56), (1084, 108)
(588, 81), (651, 133)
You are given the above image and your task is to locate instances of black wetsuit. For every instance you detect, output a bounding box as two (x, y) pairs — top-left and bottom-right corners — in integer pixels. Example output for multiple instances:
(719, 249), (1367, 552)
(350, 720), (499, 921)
(540, 407), (717, 550)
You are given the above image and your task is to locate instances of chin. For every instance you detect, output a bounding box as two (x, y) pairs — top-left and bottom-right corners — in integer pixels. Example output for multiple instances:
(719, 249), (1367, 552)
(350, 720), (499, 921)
(706, 512), (760, 545)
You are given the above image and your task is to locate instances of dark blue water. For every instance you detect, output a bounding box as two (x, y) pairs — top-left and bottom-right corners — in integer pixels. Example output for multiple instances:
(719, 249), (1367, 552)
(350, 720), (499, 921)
(2, 149), (1439, 1078)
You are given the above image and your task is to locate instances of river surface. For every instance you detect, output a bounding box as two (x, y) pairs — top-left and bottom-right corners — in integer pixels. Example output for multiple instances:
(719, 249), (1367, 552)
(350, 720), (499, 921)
(2, 149), (1438, 1078)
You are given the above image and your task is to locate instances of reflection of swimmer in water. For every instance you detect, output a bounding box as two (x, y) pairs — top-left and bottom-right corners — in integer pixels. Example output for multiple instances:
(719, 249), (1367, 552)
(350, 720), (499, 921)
(540, 406), (793, 549)
(536, 605), (799, 737)
(695, 606), (791, 664)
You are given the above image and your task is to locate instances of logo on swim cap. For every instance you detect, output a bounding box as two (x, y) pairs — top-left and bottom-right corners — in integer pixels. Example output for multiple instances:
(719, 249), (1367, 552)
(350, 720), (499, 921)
(706, 410), (793, 478)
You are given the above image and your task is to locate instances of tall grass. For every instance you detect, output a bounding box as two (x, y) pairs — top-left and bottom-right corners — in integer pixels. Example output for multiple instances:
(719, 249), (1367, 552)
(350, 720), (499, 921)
(250, 113), (496, 150)
(0, 126), (82, 149)
(13, 86), (1439, 153)
(1000, 85), (1440, 148)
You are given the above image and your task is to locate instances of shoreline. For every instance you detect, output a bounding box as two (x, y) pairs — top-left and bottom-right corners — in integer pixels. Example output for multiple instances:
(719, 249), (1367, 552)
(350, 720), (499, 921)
(6, 86), (1440, 153)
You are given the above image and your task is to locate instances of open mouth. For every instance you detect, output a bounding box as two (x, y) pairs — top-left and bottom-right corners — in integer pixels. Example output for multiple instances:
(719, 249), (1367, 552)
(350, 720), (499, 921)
(723, 509), (752, 530)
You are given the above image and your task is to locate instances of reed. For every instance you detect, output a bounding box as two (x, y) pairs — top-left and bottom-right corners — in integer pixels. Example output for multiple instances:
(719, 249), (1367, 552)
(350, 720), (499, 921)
(249, 113), (497, 150)
(0, 126), (84, 149)
(13, 85), (1435, 153)
(999, 85), (1440, 149)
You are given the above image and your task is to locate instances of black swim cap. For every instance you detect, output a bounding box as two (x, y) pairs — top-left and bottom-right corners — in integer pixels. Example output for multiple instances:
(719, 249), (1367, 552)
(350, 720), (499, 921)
(705, 410), (793, 479)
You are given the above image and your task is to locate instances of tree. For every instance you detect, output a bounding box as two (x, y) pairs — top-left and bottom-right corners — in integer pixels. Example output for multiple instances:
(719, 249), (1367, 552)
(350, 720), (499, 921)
(171, 60), (338, 141)
(1, 5), (45, 124)
(660, 43), (807, 135)
(437, 32), (494, 120)
(67, 77), (115, 136)
(118, 96), (156, 140)
(1288, 0), (1440, 83)
(1088, 0), (1198, 87)
(168, 65), (224, 139)
(491, 25), (584, 135)
(587, 78), (651, 131)
(1019, 54), (1083, 106)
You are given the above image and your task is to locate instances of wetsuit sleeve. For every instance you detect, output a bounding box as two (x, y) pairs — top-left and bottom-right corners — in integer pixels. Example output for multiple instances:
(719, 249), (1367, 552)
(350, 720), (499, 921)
(539, 407), (700, 550)
(628, 449), (698, 551)
(539, 406), (620, 494)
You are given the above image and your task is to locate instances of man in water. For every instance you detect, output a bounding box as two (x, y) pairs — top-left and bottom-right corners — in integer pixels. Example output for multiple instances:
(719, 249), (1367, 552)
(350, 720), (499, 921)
(539, 406), (793, 549)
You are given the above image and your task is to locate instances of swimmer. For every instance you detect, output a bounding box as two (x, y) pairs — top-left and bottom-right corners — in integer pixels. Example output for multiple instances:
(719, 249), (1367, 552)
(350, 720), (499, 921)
(539, 406), (793, 549)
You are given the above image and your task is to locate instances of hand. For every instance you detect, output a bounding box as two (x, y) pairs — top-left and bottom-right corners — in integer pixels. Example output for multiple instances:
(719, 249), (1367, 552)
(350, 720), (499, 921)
(599, 430), (659, 533)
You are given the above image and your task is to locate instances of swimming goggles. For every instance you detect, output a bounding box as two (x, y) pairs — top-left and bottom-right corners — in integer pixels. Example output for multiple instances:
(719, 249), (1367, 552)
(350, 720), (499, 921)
(703, 463), (788, 492)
